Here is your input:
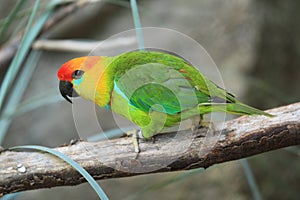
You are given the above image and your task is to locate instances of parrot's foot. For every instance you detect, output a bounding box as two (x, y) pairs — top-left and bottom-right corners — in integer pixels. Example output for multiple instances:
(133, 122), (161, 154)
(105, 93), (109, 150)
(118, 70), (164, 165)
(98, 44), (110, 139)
(191, 119), (214, 138)
(0, 146), (6, 154)
(191, 117), (205, 131)
(126, 130), (143, 153)
(199, 121), (211, 128)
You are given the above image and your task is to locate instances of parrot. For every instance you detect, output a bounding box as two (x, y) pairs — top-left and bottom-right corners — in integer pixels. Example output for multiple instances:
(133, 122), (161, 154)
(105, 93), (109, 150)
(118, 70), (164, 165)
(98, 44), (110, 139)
(57, 50), (273, 146)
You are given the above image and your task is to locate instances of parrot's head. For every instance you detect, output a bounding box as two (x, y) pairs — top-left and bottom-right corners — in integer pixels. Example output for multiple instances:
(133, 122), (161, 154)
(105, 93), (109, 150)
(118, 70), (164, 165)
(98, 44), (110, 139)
(57, 56), (102, 103)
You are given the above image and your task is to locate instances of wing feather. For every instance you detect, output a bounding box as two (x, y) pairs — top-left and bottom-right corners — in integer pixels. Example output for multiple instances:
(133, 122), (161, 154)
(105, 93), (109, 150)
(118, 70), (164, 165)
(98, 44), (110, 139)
(114, 62), (210, 115)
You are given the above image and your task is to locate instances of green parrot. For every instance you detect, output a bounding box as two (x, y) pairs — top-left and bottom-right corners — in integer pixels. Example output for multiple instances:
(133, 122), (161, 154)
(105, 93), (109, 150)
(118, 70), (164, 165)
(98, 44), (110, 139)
(57, 50), (273, 144)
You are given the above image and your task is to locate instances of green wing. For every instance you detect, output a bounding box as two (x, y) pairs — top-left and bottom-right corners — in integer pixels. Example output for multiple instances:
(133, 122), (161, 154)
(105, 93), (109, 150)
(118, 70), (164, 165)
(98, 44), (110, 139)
(111, 51), (235, 99)
(114, 62), (210, 115)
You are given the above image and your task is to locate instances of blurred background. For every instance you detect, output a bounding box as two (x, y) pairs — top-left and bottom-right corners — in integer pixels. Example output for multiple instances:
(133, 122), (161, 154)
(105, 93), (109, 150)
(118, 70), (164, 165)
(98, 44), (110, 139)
(0, 0), (300, 199)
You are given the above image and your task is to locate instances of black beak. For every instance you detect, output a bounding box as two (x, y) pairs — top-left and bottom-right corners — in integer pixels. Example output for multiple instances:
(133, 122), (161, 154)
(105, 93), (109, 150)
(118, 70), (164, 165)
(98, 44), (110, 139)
(59, 80), (79, 104)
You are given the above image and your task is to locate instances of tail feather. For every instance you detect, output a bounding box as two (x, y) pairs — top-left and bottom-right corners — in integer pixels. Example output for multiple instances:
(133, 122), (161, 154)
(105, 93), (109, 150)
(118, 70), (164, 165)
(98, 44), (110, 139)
(198, 102), (274, 117)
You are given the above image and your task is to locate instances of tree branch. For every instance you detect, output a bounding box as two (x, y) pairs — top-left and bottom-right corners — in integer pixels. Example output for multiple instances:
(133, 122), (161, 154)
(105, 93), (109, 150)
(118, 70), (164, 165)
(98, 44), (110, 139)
(32, 37), (136, 52)
(0, 102), (299, 196)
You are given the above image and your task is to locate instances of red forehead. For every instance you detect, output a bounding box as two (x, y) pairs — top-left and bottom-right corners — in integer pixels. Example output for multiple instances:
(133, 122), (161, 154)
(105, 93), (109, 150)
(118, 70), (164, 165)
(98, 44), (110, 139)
(57, 56), (100, 81)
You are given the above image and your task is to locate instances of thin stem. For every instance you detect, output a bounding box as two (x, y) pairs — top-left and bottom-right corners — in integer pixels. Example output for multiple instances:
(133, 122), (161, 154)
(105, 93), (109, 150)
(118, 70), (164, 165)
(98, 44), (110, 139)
(240, 159), (263, 200)
(130, 0), (144, 50)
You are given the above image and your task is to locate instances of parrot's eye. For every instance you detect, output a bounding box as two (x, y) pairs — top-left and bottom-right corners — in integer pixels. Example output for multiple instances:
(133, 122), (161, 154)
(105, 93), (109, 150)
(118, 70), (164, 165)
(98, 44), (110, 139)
(72, 70), (84, 79)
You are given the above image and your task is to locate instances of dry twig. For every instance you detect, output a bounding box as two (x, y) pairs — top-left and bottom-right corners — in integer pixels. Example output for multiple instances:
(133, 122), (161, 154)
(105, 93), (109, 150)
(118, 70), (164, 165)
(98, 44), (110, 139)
(32, 37), (136, 52)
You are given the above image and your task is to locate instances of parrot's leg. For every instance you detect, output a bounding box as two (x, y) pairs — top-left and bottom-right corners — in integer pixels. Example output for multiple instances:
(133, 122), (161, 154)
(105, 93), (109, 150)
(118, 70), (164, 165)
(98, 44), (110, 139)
(198, 121), (211, 128)
(132, 130), (141, 153)
(191, 116), (202, 131)
(191, 114), (207, 131)
(126, 129), (142, 153)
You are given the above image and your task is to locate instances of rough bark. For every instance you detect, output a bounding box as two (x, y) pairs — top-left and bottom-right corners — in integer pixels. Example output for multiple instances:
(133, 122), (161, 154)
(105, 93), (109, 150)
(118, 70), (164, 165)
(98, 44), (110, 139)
(0, 102), (299, 196)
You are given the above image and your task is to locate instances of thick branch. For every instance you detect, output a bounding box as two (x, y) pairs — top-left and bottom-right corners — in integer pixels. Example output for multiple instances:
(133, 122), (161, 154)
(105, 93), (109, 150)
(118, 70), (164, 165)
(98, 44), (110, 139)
(0, 102), (299, 196)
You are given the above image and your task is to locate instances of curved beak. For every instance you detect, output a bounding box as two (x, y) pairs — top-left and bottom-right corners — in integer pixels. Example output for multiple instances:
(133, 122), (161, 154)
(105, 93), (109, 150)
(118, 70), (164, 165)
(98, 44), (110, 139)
(59, 80), (79, 104)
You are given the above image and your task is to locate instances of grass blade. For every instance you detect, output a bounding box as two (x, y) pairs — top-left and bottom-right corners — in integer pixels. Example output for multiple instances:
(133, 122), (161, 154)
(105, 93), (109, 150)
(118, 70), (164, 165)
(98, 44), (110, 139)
(0, 0), (63, 110)
(9, 145), (109, 200)
(0, 92), (62, 121)
(0, 0), (40, 110)
(0, 193), (20, 200)
(0, 0), (64, 143)
(127, 168), (204, 200)
(0, 51), (41, 143)
(130, 0), (144, 50)
(0, 0), (28, 41)
(240, 159), (262, 200)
